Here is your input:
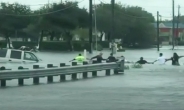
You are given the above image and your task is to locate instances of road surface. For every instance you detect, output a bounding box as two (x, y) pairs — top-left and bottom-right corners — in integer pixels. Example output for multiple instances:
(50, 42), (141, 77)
(1, 47), (184, 110)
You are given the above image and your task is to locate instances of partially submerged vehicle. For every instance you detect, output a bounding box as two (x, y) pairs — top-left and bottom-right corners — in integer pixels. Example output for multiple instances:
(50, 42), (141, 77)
(19, 46), (39, 52)
(0, 48), (41, 63)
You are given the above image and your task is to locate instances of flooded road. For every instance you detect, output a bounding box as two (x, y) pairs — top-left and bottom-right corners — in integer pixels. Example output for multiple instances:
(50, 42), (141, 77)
(2, 46), (184, 69)
(1, 46), (184, 110)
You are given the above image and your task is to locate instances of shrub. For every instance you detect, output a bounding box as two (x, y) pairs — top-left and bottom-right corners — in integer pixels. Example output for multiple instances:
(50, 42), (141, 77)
(0, 41), (109, 51)
(0, 41), (91, 51)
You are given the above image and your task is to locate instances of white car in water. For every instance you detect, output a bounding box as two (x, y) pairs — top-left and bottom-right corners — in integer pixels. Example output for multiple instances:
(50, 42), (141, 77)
(0, 48), (41, 63)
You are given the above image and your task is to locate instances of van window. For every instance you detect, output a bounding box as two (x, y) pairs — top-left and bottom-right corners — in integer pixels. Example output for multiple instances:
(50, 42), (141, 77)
(0, 49), (7, 57)
(24, 52), (38, 61)
(10, 50), (21, 59)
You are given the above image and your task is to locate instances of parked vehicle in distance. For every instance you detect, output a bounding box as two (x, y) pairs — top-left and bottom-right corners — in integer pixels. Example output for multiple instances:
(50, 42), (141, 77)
(0, 48), (41, 63)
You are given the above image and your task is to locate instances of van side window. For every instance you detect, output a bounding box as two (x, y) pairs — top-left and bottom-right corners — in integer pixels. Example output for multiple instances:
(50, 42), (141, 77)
(24, 52), (38, 61)
(10, 50), (21, 59)
(0, 49), (7, 57)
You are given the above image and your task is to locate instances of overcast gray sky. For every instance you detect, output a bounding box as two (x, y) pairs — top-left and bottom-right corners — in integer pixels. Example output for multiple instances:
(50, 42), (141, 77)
(2, 0), (184, 20)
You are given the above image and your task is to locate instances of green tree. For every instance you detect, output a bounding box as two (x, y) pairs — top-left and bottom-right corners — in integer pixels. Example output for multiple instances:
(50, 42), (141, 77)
(38, 1), (89, 50)
(0, 2), (32, 47)
(72, 28), (89, 41)
(95, 3), (155, 47)
(123, 6), (155, 47)
(95, 3), (127, 41)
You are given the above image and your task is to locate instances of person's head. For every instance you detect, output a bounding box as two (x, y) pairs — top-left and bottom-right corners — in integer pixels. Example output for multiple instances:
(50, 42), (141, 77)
(173, 52), (179, 58)
(78, 54), (82, 56)
(140, 57), (143, 60)
(110, 53), (113, 56)
(159, 53), (163, 57)
(99, 53), (103, 56)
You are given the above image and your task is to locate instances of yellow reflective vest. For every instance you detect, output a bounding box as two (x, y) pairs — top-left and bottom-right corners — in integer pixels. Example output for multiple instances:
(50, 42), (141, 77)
(75, 56), (85, 63)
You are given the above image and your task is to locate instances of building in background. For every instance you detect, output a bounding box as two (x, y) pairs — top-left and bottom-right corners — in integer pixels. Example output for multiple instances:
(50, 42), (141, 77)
(153, 22), (184, 45)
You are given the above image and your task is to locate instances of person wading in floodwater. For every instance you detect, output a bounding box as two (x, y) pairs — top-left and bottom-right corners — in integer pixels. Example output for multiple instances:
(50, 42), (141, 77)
(106, 53), (118, 62)
(153, 53), (166, 65)
(91, 53), (106, 63)
(165, 53), (184, 66)
(136, 57), (154, 64)
(69, 54), (85, 64)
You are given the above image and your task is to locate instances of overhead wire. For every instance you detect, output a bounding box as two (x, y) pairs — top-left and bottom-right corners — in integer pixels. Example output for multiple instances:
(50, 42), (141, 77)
(0, 0), (64, 6)
(98, 0), (173, 19)
(98, 0), (155, 19)
(0, 0), (175, 18)
(99, 0), (184, 8)
(0, 0), (85, 16)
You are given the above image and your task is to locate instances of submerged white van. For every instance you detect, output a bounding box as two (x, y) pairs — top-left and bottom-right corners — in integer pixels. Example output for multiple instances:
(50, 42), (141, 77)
(0, 48), (41, 63)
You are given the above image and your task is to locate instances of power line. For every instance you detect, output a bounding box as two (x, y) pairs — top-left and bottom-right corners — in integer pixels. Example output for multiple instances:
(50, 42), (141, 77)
(0, 1), (63, 6)
(98, 0), (158, 19)
(126, 5), (184, 8)
(99, 0), (184, 8)
(98, 0), (182, 19)
(0, 0), (85, 17)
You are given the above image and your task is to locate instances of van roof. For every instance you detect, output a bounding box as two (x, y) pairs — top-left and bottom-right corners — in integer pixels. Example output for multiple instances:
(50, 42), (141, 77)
(1, 48), (31, 52)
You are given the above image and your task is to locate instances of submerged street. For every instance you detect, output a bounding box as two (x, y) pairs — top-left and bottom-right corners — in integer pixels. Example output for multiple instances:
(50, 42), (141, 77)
(1, 47), (184, 110)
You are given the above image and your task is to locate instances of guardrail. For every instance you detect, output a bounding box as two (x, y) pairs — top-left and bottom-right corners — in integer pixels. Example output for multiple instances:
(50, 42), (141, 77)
(0, 60), (124, 87)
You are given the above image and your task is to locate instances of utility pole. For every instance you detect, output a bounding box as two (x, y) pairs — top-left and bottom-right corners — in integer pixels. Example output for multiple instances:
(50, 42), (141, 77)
(157, 11), (160, 51)
(89, 0), (93, 53)
(172, 0), (175, 50)
(15, 30), (17, 40)
(111, 0), (115, 53)
(93, 0), (98, 51)
(48, 0), (50, 8)
(176, 5), (180, 41)
(159, 15), (162, 22)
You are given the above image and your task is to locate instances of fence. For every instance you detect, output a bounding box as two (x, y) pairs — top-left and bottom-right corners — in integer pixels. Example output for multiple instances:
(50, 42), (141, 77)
(0, 60), (124, 87)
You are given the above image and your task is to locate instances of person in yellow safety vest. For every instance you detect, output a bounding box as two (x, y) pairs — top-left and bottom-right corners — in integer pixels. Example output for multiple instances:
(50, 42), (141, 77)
(69, 54), (85, 63)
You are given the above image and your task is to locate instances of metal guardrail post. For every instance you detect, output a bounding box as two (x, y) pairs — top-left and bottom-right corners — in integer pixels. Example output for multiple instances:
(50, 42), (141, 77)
(18, 66), (25, 70)
(71, 62), (77, 80)
(114, 69), (118, 74)
(92, 60), (98, 64)
(92, 61), (98, 77)
(92, 71), (97, 77)
(33, 78), (39, 85)
(18, 66), (25, 86)
(119, 60), (124, 73)
(47, 64), (55, 83)
(47, 64), (58, 68)
(1, 80), (6, 87)
(33, 65), (39, 69)
(60, 63), (65, 67)
(47, 76), (53, 83)
(83, 61), (88, 78)
(114, 59), (124, 74)
(106, 69), (111, 76)
(72, 62), (77, 66)
(60, 63), (66, 81)
(60, 75), (66, 81)
(0, 66), (11, 71)
(33, 65), (40, 85)
(18, 79), (24, 86)
(33, 65), (45, 69)
(0, 66), (6, 70)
